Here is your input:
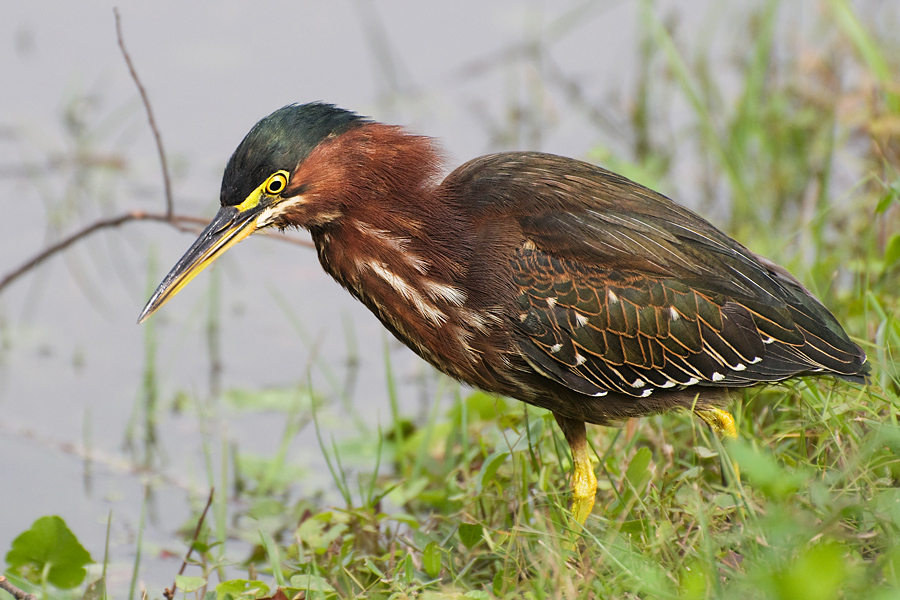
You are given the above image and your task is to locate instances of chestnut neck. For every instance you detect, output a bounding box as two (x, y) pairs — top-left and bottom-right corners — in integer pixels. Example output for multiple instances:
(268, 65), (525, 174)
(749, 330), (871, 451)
(301, 123), (469, 283)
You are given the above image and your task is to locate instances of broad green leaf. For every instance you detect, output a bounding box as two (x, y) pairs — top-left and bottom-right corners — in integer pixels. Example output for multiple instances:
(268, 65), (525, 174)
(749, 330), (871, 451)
(423, 541), (442, 578)
(884, 546), (900, 587)
(5, 516), (93, 589)
(885, 234), (900, 269)
(364, 558), (385, 578)
(176, 575), (207, 593)
(875, 190), (898, 213)
(678, 559), (711, 600)
(458, 523), (483, 549)
(476, 451), (509, 493)
(493, 570), (505, 597)
(296, 515), (346, 552)
(289, 573), (336, 593)
(215, 579), (270, 599)
(625, 447), (652, 491)
(773, 542), (848, 600)
(730, 441), (807, 499)
(695, 446), (718, 459)
(398, 553), (415, 585)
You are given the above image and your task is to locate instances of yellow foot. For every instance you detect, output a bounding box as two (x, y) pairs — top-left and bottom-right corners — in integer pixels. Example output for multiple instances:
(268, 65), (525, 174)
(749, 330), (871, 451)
(694, 407), (740, 483)
(554, 415), (597, 526)
(694, 407), (737, 438)
(570, 443), (598, 525)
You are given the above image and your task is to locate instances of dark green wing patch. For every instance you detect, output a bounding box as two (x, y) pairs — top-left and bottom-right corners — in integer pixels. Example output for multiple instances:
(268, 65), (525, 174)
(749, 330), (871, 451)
(511, 246), (856, 399)
(445, 152), (867, 394)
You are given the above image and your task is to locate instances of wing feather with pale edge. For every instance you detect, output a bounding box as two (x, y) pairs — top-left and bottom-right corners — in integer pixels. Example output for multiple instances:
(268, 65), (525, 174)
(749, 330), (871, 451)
(450, 152), (871, 398)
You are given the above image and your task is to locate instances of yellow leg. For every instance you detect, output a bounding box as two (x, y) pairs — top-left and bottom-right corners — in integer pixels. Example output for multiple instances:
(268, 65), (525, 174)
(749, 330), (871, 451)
(694, 407), (737, 439)
(554, 415), (597, 525)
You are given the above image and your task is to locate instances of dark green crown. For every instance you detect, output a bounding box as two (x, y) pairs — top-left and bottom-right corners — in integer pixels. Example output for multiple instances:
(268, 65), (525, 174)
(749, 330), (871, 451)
(220, 103), (368, 206)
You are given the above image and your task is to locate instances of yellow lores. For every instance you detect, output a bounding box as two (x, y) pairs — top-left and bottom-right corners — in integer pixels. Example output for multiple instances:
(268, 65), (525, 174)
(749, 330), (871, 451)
(238, 171), (289, 212)
(137, 170), (291, 324)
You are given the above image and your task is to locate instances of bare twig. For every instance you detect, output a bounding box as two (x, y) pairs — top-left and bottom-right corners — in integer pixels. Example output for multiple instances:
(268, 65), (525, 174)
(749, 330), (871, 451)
(0, 212), (312, 295)
(114, 8), (173, 217)
(0, 212), (204, 294)
(0, 575), (37, 600)
(163, 488), (215, 600)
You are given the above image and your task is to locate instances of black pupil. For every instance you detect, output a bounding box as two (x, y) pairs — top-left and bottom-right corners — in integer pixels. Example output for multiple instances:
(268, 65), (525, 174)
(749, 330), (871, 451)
(269, 176), (284, 193)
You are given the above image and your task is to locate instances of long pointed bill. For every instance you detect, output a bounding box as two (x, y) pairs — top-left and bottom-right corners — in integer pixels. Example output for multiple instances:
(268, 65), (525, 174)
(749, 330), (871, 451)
(138, 204), (264, 323)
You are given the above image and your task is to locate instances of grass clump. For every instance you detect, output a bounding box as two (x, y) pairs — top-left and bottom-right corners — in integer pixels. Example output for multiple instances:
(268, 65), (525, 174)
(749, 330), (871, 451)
(176, 380), (895, 599)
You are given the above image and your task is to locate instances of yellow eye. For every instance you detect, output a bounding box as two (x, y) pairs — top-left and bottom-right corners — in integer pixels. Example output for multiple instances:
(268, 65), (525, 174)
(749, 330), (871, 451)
(265, 171), (289, 195)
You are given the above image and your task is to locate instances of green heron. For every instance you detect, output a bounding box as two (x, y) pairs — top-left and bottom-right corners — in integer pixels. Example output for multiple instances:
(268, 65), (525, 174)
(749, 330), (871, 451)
(139, 103), (868, 524)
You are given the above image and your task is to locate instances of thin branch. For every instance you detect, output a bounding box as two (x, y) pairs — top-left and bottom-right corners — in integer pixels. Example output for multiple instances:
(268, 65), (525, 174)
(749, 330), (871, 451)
(0, 212), (201, 294)
(0, 212), (312, 295)
(0, 576), (37, 600)
(163, 488), (215, 600)
(114, 8), (173, 217)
